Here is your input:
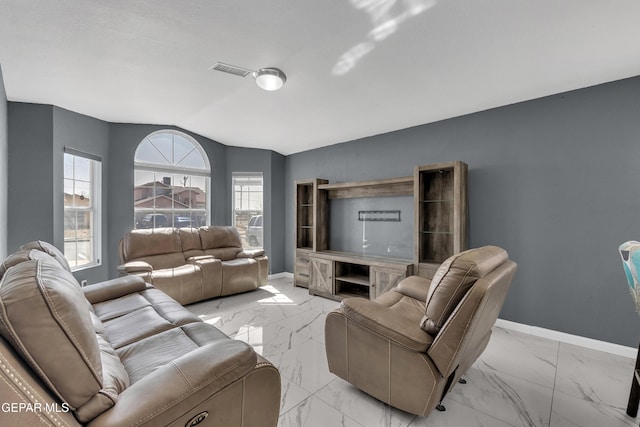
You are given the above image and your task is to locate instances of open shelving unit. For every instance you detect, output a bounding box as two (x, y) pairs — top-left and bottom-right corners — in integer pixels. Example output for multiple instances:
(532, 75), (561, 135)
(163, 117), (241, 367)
(295, 161), (468, 299)
(294, 179), (328, 288)
(414, 161), (468, 278)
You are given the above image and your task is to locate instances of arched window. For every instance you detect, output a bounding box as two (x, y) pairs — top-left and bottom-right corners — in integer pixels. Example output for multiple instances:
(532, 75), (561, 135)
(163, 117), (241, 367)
(134, 130), (210, 229)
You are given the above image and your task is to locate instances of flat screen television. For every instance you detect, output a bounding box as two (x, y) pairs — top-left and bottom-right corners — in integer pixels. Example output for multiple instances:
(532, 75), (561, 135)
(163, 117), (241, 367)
(329, 196), (413, 260)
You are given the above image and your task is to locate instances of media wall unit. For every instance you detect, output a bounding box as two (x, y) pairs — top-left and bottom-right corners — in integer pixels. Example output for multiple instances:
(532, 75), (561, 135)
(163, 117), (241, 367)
(294, 161), (468, 301)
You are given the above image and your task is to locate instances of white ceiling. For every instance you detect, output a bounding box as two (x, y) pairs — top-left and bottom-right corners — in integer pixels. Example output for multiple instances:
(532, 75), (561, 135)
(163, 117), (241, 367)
(1, 1), (639, 155)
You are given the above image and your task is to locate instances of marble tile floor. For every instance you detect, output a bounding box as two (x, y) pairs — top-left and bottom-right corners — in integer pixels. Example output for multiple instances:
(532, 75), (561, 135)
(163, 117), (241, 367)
(187, 277), (638, 427)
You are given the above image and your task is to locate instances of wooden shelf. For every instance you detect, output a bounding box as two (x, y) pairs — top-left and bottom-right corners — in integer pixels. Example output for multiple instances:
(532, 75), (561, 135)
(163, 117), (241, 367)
(319, 176), (413, 199)
(335, 274), (370, 287)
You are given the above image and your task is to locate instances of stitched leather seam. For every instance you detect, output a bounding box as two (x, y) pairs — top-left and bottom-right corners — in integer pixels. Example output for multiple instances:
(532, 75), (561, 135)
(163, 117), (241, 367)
(128, 347), (256, 426)
(434, 264), (476, 327)
(342, 306), (430, 351)
(39, 264), (104, 388)
(434, 291), (483, 376)
(419, 356), (437, 416)
(0, 265), (73, 408)
(0, 354), (71, 427)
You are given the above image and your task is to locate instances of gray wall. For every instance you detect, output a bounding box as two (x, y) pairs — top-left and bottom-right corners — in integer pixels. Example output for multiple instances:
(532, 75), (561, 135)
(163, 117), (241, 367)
(270, 151), (286, 273)
(285, 76), (640, 347)
(7, 103), (110, 284)
(0, 65), (7, 260)
(8, 103), (54, 250)
(107, 124), (229, 276)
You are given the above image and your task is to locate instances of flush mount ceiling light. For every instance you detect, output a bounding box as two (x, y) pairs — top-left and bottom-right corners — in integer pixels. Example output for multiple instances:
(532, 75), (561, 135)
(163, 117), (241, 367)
(210, 62), (287, 91)
(254, 68), (287, 91)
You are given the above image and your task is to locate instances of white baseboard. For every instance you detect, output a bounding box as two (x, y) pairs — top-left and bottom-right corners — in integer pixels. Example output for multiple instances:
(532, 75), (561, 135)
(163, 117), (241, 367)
(268, 272), (294, 280)
(495, 319), (636, 359)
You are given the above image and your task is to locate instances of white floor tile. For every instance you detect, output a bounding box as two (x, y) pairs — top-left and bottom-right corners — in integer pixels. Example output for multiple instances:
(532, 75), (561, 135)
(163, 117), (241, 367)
(479, 326), (559, 389)
(279, 396), (362, 427)
(448, 364), (553, 427)
(315, 379), (416, 427)
(550, 390), (637, 427)
(409, 398), (514, 427)
(555, 342), (635, 409)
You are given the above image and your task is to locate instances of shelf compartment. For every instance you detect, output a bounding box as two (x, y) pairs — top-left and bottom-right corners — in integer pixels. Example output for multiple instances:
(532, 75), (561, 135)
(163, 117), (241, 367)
(335, 274), (370, 287)
(335, 282), (370, 300)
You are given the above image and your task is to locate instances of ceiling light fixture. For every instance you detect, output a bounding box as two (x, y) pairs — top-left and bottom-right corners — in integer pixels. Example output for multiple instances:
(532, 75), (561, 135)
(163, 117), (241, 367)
(254, 68), (287, 91)
(210, 62), (287, 91)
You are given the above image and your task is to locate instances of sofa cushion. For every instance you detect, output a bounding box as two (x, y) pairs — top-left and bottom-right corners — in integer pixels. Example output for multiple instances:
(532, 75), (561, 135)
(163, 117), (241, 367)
(135, 252), (187, 270)
(20, 240), (71, 272)
(116, 322), (232, 384)
(0, 258), (104, 409)
(204, 247), (242, 261)
(179, 227), (202, 252)
(122, 228), (182, 260)
(420, 246), (508, 335)
(199, 226), (243, 250)
(0, 249), (53, 279)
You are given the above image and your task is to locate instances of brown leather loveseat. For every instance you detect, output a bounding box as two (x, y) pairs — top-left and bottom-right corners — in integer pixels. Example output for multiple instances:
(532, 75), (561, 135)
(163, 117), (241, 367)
(325, 245), (517, 418)
(0, 241), (281, 426)
(119, 226), (269, 305)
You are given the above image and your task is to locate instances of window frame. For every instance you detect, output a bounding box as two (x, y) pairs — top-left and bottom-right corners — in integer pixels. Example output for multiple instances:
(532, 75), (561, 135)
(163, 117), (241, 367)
(63, 148), (102, 271)
(133, 130), (211, 229)
(232, 172), (264, 249)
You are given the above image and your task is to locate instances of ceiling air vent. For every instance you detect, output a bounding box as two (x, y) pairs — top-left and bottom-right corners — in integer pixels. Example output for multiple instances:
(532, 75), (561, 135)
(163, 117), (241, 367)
(209, 62), (253, 78)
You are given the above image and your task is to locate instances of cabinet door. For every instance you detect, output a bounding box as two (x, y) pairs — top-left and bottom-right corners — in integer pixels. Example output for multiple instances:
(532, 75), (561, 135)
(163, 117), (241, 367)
(371, 266), (407, 299)
(294, 250), (311, 288)
(310, 258), (333, 296)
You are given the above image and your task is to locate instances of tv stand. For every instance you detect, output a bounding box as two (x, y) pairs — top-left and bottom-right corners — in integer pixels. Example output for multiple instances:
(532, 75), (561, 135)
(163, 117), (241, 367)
(308, 251), (413, 301)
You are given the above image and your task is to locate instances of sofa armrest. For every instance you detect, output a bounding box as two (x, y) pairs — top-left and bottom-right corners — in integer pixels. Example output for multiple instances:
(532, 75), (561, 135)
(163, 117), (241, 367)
(237, 249), (266, 258)
(340, 298), (433, 353)
(83, 275), (147, 304)
(117, 261), (153, 274)
(396, 276), (431, 302)
(87, 340), (259, 427)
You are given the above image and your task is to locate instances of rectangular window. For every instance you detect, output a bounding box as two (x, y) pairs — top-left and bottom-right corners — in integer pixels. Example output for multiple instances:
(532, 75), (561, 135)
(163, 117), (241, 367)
(232, 173), (263, 249)
(133, 171), (209, 229)
(64, 150), (101, 270)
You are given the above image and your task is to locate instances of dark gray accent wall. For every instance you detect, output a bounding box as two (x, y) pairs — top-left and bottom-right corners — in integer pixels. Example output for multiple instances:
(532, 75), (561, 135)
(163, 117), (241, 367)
(285, 76), (640, 347)
(52, 106), (109, 284)
(7, 103), (110, 283)
(8, 103), (54, 251)
(107, 124), (228, 276)
(225, 147), (286, 273)
(270, 151), (286, 273)
(0, 65), (7, 260)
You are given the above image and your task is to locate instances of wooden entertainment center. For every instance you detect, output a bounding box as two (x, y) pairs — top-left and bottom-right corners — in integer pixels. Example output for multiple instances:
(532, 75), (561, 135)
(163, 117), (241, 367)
(294, 161), (468, 301)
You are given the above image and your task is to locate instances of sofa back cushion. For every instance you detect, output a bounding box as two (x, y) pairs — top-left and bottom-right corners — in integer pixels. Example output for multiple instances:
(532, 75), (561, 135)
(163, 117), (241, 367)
(122, 228), (182, 261)
(20, 240), (71, 272)
(420, 246), (508, 335)
(199, 226), (242, 249)
(179, 228), (202, 252)
(0, 249), (53, 279)
(0, 257), (104, 409)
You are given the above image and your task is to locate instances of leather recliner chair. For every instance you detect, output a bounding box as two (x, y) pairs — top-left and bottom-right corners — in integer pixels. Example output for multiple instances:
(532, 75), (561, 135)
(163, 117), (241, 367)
(325, 245), (517, 417)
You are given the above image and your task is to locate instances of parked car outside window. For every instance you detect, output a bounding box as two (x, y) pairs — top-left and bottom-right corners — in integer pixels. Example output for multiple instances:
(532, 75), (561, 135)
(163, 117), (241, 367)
(247, 215), (263, 247)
